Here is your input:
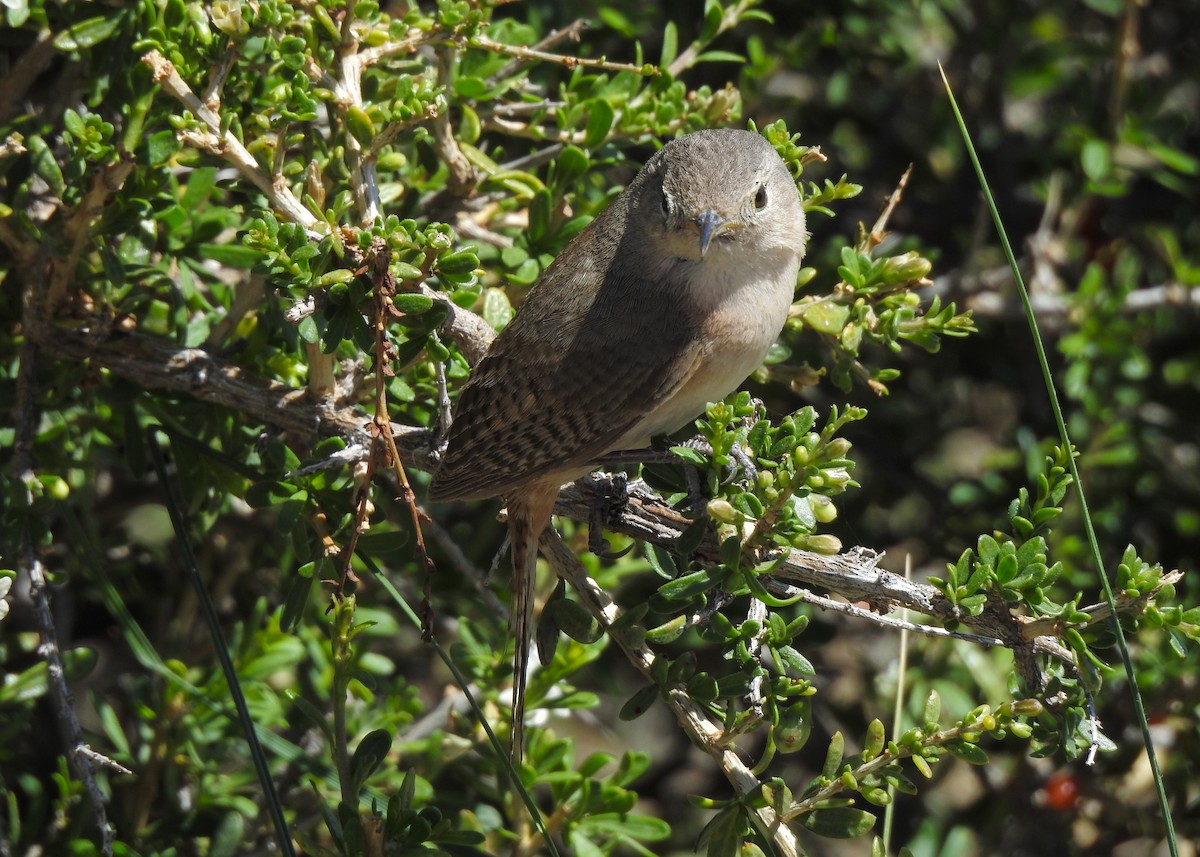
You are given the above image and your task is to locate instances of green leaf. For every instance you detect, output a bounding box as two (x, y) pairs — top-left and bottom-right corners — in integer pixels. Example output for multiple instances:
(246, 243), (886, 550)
(698, 806), (745, 857)
(54, 12), (124, 50)
(453, 76), (488, 98)
(568, 831), (605, 857)
(146, 130), (180, 166)
(481, 287), (514, 330)
(199, 243), (262, 267)
(356, 529), (409, 560)
(773, 701), (811, 753)
(619, 684), (659, 721)
(547, 597), (603, 643)
(694, 50), (746, 63)
(774, 645), (814, 675)
(658, 566), (728, 601)
(437, 249), (478, 274)
(598, 7), (637, 37)
(670, 445), (709, 466)
(349, 729), (393, 792)
(583, 99), (615, 149)
(528, 187), (553, 244)
(659, 21), (679, 68)
(644, 543), (678, 579)
(555, 145), (590, 183)
(800, 301), (850, 335)
(391, 293), (435, 314)
(821, 731), (844, 779)
(209, 811), (246, 857)
(577, 812), (671, 841)
(699, 0), (725, 44)
(923, 690), (941, 728)
(280, 572), (314, 632)
(646, 615), (687, 644)
(800, 807), (876, 838)
(1080, 138), (1110, 180)
(297, 314), (319, 344)
(27, 135), (65, 196)
(947, 741), (989, 765)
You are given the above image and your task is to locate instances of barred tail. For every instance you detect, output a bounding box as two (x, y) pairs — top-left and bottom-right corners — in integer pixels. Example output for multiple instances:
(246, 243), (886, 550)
(506, 482), (558, 764)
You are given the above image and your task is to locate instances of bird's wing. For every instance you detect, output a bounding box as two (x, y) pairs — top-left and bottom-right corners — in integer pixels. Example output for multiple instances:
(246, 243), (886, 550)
(428, 306), (704, 501)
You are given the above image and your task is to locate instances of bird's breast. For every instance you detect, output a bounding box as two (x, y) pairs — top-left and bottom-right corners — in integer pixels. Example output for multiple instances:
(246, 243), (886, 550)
(615, 256), (797, 447)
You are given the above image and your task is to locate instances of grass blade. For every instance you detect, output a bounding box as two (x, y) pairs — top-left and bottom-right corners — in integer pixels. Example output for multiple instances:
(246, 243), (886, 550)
(938, 62), (1178, 857)
(148, 427), (297, 857)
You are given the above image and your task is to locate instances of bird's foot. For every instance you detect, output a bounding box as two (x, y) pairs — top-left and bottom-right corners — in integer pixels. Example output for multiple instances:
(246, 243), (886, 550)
(588, 471), (635, 560)
(678, 436), (758, 488)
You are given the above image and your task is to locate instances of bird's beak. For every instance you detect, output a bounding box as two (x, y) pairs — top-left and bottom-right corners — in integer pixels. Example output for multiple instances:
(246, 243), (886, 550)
(695, 209), (726, 257)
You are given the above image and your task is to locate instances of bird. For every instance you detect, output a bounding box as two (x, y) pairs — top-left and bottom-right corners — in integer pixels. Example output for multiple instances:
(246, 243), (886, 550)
(428, 127), (808, 762)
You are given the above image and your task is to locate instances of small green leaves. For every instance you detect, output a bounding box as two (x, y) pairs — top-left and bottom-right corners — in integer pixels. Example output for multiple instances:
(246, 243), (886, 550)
(349, 729), (393, 794)
(546, 597), (603, 644)
(54, 11), (126, 51)
(800, 807), (876, 839)
(772, 701), (812, 753)
(620, 684), (659, 721)
(583, 99), (615, 148)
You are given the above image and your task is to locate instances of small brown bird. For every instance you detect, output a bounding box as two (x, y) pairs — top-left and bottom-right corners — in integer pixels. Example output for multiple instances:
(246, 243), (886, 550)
(429, 128), (807, 761)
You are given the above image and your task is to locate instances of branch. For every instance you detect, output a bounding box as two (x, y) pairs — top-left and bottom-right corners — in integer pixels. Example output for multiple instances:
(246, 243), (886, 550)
(434, 45), (478, 198)
(471, 33), (655, 77)
(23, 297), (1143, 687)
(0, 28), (57, 124)
(666, 0), (751, 77)
(14, 298), (127, 856)
(860, 164), (913, 252)
(141, 50), (321, 233)
(948, 277), (1200, 323)
(540, 531), (802, 857)
(47, 156), (136, 308)
(552, 479), (1075, 684)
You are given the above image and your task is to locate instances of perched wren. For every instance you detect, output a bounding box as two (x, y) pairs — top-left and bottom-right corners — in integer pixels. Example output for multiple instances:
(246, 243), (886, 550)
(429, 128), (808, 760)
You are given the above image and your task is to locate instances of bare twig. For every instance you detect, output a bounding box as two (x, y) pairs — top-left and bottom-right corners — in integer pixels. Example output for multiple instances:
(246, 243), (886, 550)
(485, 20), (589, 85)
(471, 33), (655, 77)
(334, 7), (382, 224)
(938, 275), (1200, 323)
(860, 165), (913, 253)
(1, 133), (28, 159)
(1109, 0), (1141, 138)
(357, 26), (449, 68)
(14, 305), (120, 855)
(199, 47), (239, 112)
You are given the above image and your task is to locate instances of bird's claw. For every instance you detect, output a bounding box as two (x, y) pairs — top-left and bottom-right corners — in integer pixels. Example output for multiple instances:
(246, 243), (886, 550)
(589, 472), (635, 560)
(678, 436), (758, 487)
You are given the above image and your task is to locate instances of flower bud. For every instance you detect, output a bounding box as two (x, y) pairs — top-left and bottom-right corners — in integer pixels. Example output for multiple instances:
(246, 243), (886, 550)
(706, 499), (738, 524)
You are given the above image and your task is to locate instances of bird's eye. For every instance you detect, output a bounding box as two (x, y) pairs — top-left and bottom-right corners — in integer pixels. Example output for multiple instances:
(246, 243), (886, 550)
(754, 184), (769, 210)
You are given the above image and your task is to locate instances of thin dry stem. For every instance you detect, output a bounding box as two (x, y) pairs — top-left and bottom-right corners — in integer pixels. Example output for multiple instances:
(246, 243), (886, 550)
(472, 33), (655, 77)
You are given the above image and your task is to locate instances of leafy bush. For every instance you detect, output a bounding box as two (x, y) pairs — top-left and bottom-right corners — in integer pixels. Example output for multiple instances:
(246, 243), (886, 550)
(1, 1), (1195, 856)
